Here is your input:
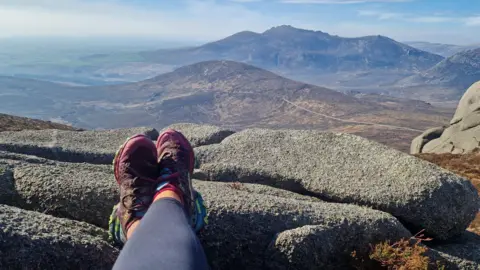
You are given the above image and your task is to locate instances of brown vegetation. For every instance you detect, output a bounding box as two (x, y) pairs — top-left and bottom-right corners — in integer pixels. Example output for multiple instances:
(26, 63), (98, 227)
(352, 231), (445, 270)
(0, 113), (78, 132)
(416, 150), (480, 235)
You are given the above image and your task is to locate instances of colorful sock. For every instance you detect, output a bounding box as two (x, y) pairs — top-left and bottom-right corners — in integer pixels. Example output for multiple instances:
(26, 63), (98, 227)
(153, 168), (185, 203)
(108, 204), (127, 247)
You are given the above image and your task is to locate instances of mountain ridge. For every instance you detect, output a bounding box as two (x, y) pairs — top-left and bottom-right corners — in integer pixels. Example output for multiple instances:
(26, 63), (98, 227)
(141, 25), (444, 73)
(405, 41), (480, 57)
(396, 48), (480, 101)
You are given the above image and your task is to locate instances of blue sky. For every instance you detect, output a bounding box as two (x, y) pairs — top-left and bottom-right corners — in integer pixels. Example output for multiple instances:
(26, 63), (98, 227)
(0, 0), (478, 44)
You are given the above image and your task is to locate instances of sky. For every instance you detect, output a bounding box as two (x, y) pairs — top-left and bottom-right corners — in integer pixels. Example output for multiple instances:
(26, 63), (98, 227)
(0, 0), (479, 45)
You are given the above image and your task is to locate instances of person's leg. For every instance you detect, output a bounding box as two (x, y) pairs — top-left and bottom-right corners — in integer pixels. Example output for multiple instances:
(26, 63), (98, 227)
(113, 192), (209, 270)
(110, 130), (209, 270)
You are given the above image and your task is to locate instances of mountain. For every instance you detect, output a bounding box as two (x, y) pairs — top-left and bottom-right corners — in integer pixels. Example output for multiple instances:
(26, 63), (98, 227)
(0, 113), (78, 132)
(141, 25), (443, 73)
(0, 61), (452, 152)
(405, 42), (480, 57)
(94, 60), (376, 129)
(396, 48), (480, 101)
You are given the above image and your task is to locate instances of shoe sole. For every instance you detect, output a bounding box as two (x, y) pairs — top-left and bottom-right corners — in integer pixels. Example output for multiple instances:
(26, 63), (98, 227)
(156, 129), (195, 174)
(113, 134), (157, 185)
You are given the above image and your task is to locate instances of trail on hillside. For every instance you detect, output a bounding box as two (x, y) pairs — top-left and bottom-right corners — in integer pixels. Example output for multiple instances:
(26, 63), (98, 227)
(282, 98), (424, 132)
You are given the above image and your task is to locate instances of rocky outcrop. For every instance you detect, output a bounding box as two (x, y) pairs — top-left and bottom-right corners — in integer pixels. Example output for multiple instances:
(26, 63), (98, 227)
(0, 155), (410, 270)
(163, 123), (235, 147)
(0, 204), (118, 269)
(195, 129), (479, 240)
(0, 124), (234, 165)
(5, 158), (319, 228)
(0, 127), (159, 164)
(0, 125), (478, 269)
(12, 162), (116, 228)
(197, 181), (411, 270)
(413, 81), (480, 154)
(410, 126), (445, 154)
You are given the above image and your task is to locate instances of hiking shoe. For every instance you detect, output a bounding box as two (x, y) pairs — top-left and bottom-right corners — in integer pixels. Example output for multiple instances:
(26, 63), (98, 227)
(156, 129), (196, 218)
(113, 134), (159, 238)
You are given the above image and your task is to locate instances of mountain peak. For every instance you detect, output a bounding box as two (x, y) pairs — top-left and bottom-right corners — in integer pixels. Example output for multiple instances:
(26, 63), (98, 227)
(264, 25), (299, 32)
(149, 60), (272, 82)
(263, 25), (323, 35)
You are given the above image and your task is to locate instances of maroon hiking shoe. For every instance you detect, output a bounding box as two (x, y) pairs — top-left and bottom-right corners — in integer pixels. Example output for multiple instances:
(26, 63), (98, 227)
(156, 129), (196, 217)
(113, 134), (159, 236)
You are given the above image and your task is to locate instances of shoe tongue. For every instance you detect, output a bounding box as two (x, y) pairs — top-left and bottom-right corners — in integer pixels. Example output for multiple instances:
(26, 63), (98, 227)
(159, 167), (174, 178)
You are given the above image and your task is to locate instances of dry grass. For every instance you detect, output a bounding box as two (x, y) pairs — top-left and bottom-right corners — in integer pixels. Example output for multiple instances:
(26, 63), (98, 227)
(352, 232), (445, 270)
(0, 113), (78, 132)
(416, 150), (480, 235)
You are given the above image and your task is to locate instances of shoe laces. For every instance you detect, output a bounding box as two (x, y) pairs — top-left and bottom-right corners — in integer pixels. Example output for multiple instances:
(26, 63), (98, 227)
(121, 167), (157, 213)
(159, 148), (186, 175)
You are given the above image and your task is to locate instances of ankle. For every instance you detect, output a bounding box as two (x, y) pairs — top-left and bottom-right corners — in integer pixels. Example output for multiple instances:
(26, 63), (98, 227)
(153, 190), (182, 204)
(126, 219), (141, 239)
(153, 182), (184, 204)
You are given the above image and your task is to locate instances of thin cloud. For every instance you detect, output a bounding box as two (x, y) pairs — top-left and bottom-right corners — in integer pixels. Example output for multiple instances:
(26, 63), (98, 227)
(358, 10), (403, 20)
(465, 16), (480, 26)
(0, 0), (280, 40)
(358, 10), (458, 23)
(281, 0), (411, 4)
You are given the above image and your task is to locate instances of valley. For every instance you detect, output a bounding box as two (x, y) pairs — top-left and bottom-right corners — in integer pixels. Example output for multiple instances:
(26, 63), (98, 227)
(0, 60), (453, 152)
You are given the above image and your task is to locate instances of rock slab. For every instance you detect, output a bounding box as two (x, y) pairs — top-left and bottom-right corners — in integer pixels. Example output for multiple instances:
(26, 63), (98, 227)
(163, 123), (235, 147)
(197, 181), (411, 270)
(0, 204), (119, 270)
(0, 156), (410, 270)
(195, 128), (480, 240)
(0, 127), (159, 164)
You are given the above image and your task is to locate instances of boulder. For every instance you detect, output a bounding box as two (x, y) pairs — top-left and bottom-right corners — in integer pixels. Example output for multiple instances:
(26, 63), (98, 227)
(422, 124), (480, 154)
(0, 204), (119, 269)
(410, 126), (445, 154)
(0, 156), (410, 269)
(415, 81), (480, 154)
(163, 123), (235, 147)
(451, 81), (480, 125)
(12, 161), (117, 228)
(5, 156), (319, 228)
(0, 127), (158, 164)
(195, 129), (480, 240)
(265, 223), (402, 270)
(197, 182), (411, 270)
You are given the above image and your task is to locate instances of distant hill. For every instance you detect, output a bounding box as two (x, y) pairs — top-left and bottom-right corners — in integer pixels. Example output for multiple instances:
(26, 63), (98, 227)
(0, 113), (77, 132)
(0, 61), (452, 151)
(141, 25), (443, 73)
(81, 60), (453, 151)
(99, 60), (376, 128)
(405, 42), (479, 57)
(396, 48), (480, 101)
